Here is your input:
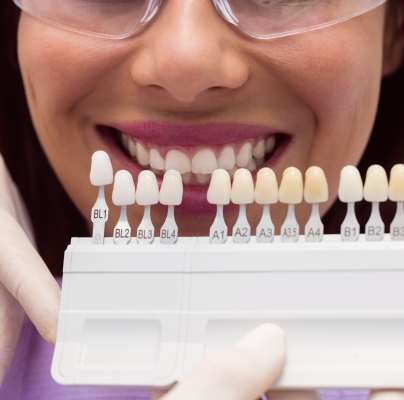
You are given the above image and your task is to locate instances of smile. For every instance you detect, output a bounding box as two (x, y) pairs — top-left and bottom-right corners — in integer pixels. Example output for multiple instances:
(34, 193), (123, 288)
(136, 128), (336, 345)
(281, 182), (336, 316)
(98, 122), (290, 214)
(100, 122), (289, 185)
(118, 132), (278, 185)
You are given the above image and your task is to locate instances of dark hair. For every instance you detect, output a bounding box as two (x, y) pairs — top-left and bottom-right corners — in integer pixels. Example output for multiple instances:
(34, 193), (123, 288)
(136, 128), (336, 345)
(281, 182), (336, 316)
(0, 1), (403, 275)
(0, 1), (88, 276)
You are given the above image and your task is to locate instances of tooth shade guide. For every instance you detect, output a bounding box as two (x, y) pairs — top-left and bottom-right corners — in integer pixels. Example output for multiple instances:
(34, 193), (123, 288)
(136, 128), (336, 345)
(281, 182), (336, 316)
(363, 165), (388, 242)
(255, 167), (278, 205)
(256, 205), (275, 243)
(231, 168), (254, 205)
(304, 166), (328, 204)
(389, 164), (404, 202)
(90, 151), (113, 245)
(338, 166), (363, 203)
(159, 170), (183, 206)
(208, 170), (231, 243)
(303, 167), (327, 242)
(136, 170), (159, 206)
(391, 202), (404, 241)
(91, 185), (109, 245)
(281, 204), (300, 242)
(136, 170), (159, 244)
(338, 166), (362, 242)
(340, 202), (360, 242)
(231, 169), (254, 243)
(112, 170), (136, 207)
(56, 232), (404, 389)
(209, 204), (228, 244)
(137, 205), (155, 244)
(232, 204), (251, 243)
(363, 165), (388, 203)
(278, 167), (303, 205)
(207, 169), (231, 205)
(160, 205), (179, 244)
(305, 203), (323, 242)
(365, 202), (384, 241)
(254, 167), (277, 243)
(159, 170), (182, 244)
(278, 167), (302, 243)
(90, 150), (113, 187)
(113, 205), (132, 245)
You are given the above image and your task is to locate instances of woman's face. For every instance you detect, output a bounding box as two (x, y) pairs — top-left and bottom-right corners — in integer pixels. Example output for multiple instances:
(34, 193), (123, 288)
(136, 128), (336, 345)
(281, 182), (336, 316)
(17, 1), (390, 235)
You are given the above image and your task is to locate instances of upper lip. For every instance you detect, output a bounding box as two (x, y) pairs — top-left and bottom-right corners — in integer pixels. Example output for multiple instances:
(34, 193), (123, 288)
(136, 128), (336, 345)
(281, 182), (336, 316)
(107, 122), (286, 146)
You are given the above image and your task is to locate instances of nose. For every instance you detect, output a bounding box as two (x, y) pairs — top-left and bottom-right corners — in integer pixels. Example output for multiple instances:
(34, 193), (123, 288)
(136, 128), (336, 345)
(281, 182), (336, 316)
(131, 0), (249, 103)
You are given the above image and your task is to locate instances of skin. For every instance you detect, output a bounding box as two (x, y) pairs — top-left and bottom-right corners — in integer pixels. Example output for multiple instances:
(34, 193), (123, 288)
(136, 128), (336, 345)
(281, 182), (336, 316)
(11, 0), (404, 398)
(17, 1), (396, 237)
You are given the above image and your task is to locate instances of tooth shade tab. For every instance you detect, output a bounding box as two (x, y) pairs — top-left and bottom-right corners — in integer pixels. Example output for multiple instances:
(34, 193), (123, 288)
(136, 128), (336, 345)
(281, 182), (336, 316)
(364, 165), (388, 203)
(389, 164), (404, 202)
(159, 170), (183, 206)
(136, 170), (159, 206)
(256, 204), (275, 243)
(255, 168), (278, 205)
(166, 149), (191, 174)
(304, 166), (328, 204)
(391, 203), (404, 241)
(279, 167), (303, 204)
(192, 149), (217, 174)
(231, 168), (254, 205)
(112, 170), (136, 206)
(338, 166), (363, 203)
(305, 203), (324, 242)
(90, 151), (113, 186)
(165, 169), (182, 180)
(207, 169), (231, 205)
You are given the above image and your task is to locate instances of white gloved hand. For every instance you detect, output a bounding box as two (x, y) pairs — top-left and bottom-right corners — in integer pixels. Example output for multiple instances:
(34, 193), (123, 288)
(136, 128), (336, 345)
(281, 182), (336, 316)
(149, 323), (286, 400)
(370, 392), (404, 400)
(148, 315), (404, 400)
(0, 155), (60, 385)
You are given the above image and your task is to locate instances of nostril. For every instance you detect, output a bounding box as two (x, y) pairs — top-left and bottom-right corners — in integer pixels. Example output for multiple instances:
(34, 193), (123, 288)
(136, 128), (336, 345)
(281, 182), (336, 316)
(148, 84), (164, 90)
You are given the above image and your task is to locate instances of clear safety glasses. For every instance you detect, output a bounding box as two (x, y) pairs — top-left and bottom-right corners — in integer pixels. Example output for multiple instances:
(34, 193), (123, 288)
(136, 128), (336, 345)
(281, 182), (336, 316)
(13, 0), (387, 40)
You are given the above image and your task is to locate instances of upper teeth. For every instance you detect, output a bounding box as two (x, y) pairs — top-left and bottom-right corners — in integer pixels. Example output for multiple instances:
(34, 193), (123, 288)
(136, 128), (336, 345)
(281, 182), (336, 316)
(119, 132), (277, 183)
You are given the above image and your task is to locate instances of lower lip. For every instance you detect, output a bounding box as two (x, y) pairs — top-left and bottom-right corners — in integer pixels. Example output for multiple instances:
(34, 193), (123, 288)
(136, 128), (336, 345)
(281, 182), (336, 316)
(98, 127), (291, 215)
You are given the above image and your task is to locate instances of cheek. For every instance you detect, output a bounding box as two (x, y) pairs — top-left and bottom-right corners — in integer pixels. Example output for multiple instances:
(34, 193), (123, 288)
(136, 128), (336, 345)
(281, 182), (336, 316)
(17, 15), (132, 125)
(272, 28), (382, 135)
(246, 10), (384, 217)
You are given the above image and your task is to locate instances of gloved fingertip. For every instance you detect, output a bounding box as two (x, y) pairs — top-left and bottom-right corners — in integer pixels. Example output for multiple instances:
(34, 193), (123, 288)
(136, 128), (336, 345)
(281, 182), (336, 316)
(370, 391), (404, 400)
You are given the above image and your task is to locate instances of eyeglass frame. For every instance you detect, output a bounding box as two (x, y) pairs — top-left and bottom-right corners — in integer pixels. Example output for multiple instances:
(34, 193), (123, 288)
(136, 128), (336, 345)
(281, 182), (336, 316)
(12, 0), (388, 41)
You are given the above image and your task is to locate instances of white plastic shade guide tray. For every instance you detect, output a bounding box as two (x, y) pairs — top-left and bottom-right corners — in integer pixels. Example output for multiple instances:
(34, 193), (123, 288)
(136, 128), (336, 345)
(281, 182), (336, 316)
(51, 234), (404, 389)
